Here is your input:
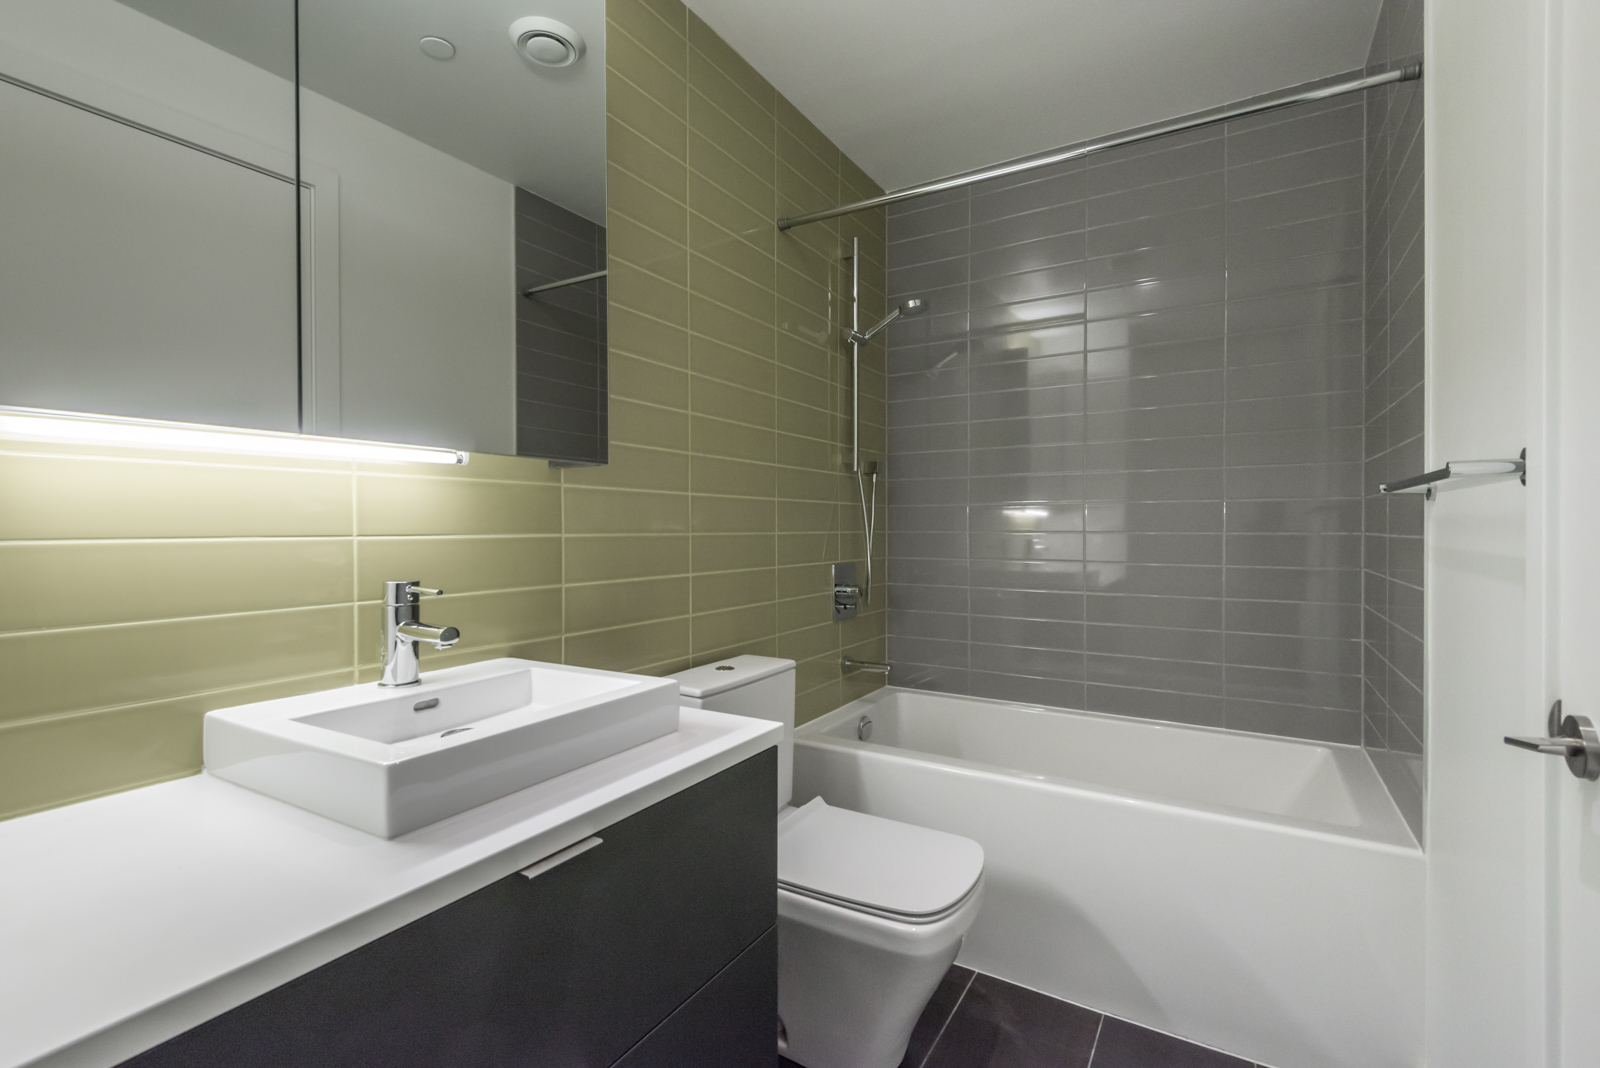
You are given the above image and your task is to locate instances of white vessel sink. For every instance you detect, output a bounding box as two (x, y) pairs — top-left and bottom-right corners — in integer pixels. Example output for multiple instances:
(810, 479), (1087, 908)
(204, 658), (680, 837)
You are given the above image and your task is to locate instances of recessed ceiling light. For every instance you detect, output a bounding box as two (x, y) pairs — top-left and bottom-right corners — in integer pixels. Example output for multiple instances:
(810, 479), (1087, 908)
(509, 16), (585, 67)
(419, 36), (456, 60)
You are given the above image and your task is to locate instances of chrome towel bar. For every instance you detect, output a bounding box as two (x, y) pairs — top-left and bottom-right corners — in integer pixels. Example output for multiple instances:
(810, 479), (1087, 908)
(522, 269), (607, 297)
(1380, 449), (1525, 500)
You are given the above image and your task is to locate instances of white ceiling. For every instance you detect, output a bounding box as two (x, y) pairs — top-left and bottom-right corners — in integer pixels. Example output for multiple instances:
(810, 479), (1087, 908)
(683, 0), (1384, 193)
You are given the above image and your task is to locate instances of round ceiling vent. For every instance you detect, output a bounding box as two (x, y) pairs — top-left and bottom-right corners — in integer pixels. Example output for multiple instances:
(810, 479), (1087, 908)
(419, 36), (456, 60)
(509, 16), (586, 67)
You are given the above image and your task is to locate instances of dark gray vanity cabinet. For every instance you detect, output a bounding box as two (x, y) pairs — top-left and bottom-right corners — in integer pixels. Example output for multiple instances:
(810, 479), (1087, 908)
(121, 750), (777, 1068)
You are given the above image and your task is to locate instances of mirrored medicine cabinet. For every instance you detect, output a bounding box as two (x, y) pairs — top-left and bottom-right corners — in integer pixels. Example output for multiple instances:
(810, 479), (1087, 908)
(0, 0), (609, 464)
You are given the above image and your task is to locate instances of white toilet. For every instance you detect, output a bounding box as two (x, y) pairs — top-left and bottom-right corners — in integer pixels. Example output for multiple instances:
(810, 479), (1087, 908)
(671, 656), (984, 1068)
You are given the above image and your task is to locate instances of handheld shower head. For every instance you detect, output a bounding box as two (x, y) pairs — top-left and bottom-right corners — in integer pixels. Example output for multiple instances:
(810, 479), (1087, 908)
(848, 298), (928, 346)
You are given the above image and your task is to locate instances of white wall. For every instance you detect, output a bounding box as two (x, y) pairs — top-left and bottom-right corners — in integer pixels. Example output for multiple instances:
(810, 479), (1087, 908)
(1553, 0), (1600, 1061)
(1424, 0), (1556, 1062)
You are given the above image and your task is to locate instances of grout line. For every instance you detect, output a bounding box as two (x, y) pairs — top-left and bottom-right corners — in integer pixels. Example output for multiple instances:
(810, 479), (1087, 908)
(0, 666), (360, 734)
(1085, 1013), (1106, 1067)
(1357, 68), (1369, 754)
(349, 467), (360, 682)
(915, 968), (977, 1068)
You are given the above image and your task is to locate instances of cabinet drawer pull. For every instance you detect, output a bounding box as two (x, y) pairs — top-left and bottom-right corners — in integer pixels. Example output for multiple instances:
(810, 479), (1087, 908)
(518, 836), (603, 880)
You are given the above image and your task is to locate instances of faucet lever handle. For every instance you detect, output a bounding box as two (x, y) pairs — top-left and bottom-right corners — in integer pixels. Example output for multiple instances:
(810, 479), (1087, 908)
(406, 585), (444, 597)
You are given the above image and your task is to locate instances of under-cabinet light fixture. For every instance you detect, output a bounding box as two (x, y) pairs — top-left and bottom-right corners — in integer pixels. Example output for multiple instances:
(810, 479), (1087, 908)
(0, 406), (468, 465)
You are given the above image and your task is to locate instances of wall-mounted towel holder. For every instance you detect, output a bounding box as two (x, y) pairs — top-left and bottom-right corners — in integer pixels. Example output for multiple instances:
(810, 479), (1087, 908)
(1380, 449), (1526, 500)
(522, 269), (607, 298)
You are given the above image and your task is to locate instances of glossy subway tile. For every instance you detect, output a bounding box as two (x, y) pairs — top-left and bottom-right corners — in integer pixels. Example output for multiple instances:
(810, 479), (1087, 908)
(885, 82), (1414, 754)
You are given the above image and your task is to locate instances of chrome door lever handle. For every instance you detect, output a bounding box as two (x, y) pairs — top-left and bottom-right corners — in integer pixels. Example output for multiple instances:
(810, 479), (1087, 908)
(1504, 735), (1587, 755)
(1504, 702), (1600, 780)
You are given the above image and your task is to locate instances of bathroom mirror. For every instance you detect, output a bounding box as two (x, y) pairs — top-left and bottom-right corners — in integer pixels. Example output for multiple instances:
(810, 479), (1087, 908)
(0, 0), (607, 462)
(0, 0), (300, 432)
(296, 0), (609, 462)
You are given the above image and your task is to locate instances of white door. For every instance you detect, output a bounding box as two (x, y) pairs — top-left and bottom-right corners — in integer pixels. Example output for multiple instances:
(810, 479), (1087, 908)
(1428, 0), (1600, 1065)
(1551, 0), (1600, 1060)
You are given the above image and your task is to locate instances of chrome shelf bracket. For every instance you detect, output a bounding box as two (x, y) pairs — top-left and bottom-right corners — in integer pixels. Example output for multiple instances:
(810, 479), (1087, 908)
(1380, 448), (1526, 500)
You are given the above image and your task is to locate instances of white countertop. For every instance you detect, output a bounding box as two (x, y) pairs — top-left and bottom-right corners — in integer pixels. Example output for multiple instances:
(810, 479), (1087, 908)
(0, 709), (780, 1068)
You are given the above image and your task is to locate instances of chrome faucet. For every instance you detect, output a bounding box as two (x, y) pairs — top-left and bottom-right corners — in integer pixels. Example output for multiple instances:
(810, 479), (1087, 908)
(380, 580), (460, 687)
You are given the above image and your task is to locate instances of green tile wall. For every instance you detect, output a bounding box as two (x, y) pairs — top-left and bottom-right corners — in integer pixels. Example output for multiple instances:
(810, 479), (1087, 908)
(0, 0), (887, 822)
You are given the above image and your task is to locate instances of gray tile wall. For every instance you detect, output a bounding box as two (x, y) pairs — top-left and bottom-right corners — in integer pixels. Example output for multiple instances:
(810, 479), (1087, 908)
(1363, 0), (1426, 840)
(516, 187), (608, 466)
(885, 96), (1370, 744)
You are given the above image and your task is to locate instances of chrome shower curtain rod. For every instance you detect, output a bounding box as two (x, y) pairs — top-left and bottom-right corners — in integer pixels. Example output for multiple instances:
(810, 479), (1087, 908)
(777, 62), (1422, 231)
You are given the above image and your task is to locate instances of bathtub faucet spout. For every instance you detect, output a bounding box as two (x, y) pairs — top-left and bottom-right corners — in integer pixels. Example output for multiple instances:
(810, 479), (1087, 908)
(842, 656), (891, 676)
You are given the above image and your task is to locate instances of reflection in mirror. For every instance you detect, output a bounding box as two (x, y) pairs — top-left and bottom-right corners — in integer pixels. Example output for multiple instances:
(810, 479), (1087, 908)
(298, 0), (608, 462)
(0, 0), (299, 431)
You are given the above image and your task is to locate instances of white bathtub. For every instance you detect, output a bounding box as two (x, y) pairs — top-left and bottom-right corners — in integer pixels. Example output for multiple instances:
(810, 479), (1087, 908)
(794, 688), (1423, 1068)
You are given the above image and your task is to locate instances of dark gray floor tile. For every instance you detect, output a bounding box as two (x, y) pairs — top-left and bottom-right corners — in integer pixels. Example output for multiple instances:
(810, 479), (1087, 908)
(1087, 1015), (1251, 1068)
(922, 973), (1101, 1068)
(900, 965), (976, 1068)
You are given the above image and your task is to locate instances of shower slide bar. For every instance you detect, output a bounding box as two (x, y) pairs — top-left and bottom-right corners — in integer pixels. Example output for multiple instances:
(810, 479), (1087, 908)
(1380, 450), (1526, 500)
(777, 61), (1422, 230)
(522, 269), (607, 297)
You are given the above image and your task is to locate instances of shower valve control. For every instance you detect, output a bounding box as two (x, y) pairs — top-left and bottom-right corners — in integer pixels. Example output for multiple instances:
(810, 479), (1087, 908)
(832, 562), (861, 621)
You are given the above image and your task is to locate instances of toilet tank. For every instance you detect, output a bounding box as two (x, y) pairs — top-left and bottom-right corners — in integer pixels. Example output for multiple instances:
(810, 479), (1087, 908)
(670, 655), (795, 810)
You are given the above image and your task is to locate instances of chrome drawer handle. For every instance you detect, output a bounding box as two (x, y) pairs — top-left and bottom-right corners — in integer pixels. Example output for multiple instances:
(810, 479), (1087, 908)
(518, 836), (603, 880)
(1505, 702), (1600, 780)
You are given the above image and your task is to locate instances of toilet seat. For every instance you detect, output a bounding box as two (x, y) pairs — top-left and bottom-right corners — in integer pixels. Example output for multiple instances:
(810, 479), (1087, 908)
(777, 798), (985, 924)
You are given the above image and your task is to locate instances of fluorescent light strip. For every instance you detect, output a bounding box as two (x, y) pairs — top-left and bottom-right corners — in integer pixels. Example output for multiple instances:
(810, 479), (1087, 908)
(0, 407), (468, 465)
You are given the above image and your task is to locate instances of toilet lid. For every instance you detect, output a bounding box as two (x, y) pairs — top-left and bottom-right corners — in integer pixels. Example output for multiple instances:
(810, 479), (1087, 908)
(777, 798), (984, 919)
(671, 655), (795, 698)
